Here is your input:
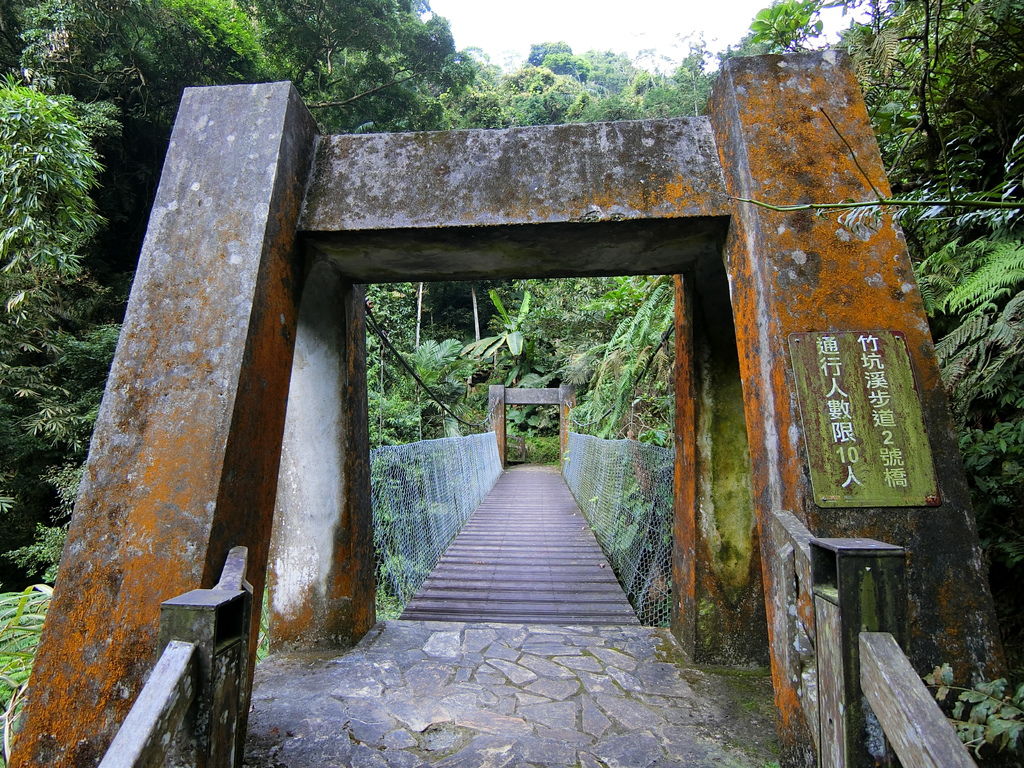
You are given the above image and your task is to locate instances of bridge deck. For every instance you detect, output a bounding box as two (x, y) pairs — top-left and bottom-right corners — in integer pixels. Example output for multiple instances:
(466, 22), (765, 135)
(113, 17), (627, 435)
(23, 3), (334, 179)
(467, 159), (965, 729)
(401, 465), (639, 625)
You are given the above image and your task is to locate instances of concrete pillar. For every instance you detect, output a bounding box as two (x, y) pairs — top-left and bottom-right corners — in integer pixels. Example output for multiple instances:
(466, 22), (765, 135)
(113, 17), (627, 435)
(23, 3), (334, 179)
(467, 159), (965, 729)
(708, 52), (1002, 762)
(13, 82), (317, 767)
(268, 262), (374, 651)
(674, 263), (767, 665)
(557, 384), (575, 468)
(488, 385), (506, 466)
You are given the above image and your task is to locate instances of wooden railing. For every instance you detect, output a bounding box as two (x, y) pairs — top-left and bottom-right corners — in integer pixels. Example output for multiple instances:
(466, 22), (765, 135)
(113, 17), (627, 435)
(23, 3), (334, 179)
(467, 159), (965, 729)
(98, 546), (253, 768)
(859, 632), (976, 768)
(767, 510), (977, 768)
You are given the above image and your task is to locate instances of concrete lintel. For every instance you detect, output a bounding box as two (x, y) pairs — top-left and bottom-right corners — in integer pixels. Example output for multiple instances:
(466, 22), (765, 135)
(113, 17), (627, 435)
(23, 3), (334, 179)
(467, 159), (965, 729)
(300, 118), (729, 233)
(307, 217), (726, 283)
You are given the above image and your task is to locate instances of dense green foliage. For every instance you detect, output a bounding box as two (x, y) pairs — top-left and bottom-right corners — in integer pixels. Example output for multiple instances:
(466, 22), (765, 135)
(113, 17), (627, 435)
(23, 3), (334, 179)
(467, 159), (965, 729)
(0, 585), (49, 763)
(0, 76), (117, 590)
(0, 79), (102, 273)
(442, 40), (717, 127)
(251, 0), (473, 132)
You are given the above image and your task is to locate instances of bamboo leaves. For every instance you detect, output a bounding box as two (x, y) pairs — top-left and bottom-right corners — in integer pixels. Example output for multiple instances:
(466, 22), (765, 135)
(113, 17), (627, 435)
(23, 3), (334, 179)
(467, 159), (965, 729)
(0, 78), (103, 275)
(0, 585), (51, 765)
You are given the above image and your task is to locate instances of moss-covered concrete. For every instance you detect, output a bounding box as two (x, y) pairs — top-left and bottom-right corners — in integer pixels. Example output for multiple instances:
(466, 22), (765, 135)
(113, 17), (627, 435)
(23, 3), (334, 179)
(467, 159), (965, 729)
(689, 261), (768, 665)
(697, 348), (757, 602)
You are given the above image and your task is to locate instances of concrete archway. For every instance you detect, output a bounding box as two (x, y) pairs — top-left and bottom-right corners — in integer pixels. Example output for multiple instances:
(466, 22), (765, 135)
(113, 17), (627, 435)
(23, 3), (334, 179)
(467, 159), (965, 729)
(14, 53), (1002, 768)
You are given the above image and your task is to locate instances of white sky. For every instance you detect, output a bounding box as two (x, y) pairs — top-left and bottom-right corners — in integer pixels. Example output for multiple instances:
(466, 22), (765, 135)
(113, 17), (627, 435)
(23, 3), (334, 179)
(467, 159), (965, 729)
(428, 0), (858, 71)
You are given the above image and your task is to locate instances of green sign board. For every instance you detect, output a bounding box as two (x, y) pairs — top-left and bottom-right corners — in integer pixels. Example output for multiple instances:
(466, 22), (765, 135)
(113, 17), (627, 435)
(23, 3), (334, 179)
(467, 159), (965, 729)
(789, 331), (939, 508)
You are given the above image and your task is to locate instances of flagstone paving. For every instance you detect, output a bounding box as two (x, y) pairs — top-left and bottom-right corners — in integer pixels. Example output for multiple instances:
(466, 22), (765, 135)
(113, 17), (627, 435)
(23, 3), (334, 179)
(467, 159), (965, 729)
(244, 620), (779, 768)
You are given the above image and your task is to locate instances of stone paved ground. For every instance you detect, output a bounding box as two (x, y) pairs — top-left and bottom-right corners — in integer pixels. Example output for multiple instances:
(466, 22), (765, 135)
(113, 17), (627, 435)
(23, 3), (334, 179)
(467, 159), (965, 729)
(244, 620), (779, 768)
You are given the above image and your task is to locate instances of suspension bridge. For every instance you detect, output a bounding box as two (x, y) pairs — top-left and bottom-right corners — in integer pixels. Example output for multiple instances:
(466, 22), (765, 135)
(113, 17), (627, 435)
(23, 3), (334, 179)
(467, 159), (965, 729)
(11, 52), (1001, 768)
(400, 465), (640, 626)
(245, 426), (774, 767)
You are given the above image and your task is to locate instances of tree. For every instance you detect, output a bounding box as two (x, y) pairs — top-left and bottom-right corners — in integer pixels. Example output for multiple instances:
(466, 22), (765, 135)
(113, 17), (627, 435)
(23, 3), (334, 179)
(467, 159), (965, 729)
(18, 0), (268, 276)
(0, 79), (103, 274)
(671, 41), (715, 117)
(251, 0), (473, 132)
(1, 0), (27, 71)
(441, 49), (510, 128)
(527, 40), (572, 67)
(499, 64), (588, 125)
(0, 80), (117, 587)
(749, 0), (823, 52)
(540, 51), (591, 81)
(463, 289), (535, 385)
(409, 338), (475, 438)
(563, 276), (675, 444)
(579, 50), (639, 97)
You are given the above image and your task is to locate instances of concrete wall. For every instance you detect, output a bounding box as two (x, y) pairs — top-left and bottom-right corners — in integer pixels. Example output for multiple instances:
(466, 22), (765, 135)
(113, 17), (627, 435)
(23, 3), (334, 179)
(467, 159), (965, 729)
(692, 263), (766, 665)
(268, 259), (375, 651)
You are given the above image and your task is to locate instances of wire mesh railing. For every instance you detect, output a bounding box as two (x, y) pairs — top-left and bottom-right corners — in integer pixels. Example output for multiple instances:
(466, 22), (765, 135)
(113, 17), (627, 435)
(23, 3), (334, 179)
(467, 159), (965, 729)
(371, 431), (502, 617)
(563, 432), (674, 626)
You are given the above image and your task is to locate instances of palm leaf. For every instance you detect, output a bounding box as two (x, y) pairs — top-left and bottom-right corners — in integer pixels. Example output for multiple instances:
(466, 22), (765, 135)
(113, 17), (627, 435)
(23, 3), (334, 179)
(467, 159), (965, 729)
(506, 330), (524, 356)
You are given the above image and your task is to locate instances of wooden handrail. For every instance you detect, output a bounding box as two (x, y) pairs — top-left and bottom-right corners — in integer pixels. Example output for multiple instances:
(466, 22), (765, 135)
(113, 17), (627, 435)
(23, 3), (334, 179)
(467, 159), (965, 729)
(97, 641), (198, 768)
(215, 546), (250, 592)
(764, 515), (977, 768)
(98, 546), (252, 768)
(765, 510), (819, 750)
(859, 632), (977, 768)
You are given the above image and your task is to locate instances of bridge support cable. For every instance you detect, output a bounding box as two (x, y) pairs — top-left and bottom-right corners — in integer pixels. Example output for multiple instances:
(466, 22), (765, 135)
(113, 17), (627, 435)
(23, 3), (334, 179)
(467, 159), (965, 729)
(371, 432), (502, 616)
(563, 432), (674, 626)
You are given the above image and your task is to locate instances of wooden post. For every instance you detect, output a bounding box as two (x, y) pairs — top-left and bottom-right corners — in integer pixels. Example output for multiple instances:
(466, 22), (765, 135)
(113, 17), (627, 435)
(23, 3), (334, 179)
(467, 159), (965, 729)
(766, 510), (819, 753)
(489, 385), (506, 467)
(558, 384), (575, 469)
(812, 538), (906, 768)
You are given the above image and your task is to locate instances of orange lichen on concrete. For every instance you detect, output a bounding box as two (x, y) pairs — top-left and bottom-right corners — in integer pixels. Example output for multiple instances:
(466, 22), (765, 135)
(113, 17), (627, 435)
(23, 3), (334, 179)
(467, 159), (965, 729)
(709, 51), (1003, 761)
(672, 274), (698, 657)
(12, 82), (317, 768)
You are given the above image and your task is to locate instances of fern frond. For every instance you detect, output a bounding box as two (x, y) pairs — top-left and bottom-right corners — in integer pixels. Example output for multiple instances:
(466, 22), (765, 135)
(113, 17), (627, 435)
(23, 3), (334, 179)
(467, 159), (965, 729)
(870, 24), (902, 79)
(935, 311), (990, 362)
(942, 240), (1024, 315)
(940, 345), (978, 393)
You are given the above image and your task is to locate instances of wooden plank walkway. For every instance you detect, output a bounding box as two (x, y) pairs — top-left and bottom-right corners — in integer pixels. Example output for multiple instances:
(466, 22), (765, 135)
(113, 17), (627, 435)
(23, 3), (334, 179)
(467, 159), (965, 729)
(401, 465), (639, 625)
